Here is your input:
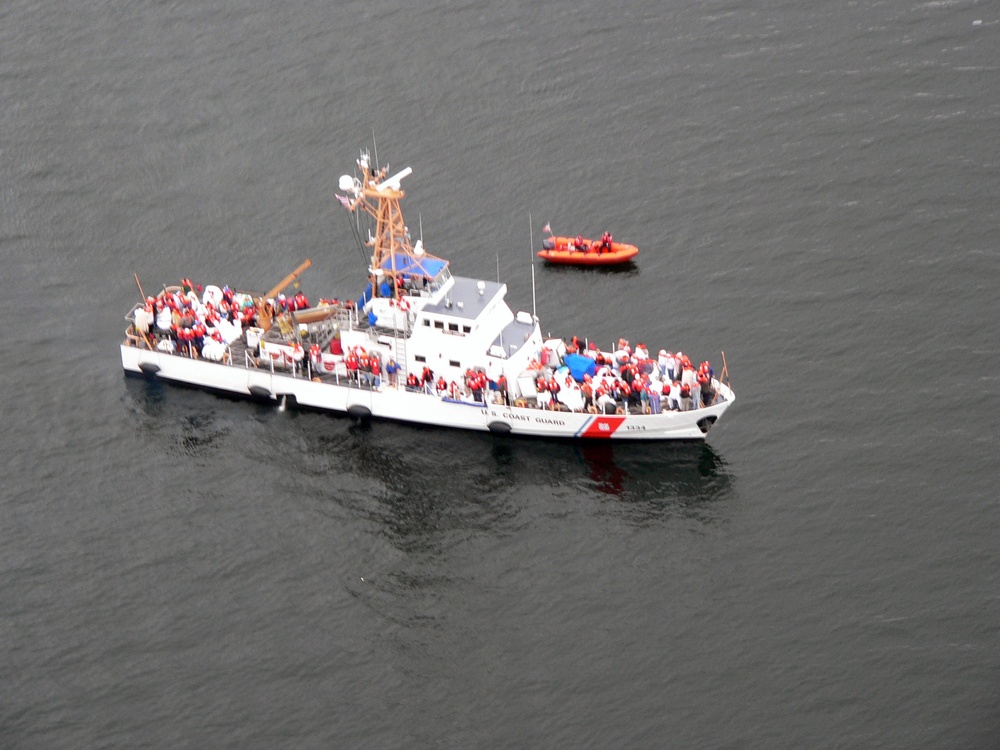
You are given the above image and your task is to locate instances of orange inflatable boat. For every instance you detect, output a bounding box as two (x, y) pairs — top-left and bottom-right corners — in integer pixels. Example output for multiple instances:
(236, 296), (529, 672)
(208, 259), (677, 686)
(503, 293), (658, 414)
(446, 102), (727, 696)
(538, 235), (639, 266)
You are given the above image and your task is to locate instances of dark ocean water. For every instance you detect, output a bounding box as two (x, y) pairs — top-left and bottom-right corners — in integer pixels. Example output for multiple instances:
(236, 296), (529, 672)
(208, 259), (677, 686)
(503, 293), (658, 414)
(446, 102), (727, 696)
(3, 0), (999, 747)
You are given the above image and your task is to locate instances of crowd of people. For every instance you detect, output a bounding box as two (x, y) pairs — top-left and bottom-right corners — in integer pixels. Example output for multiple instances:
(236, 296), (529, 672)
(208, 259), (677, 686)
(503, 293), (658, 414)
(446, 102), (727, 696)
(525, 337), (716, 414)
(131, 279), (260, 358)
(130, 280), (717, 416)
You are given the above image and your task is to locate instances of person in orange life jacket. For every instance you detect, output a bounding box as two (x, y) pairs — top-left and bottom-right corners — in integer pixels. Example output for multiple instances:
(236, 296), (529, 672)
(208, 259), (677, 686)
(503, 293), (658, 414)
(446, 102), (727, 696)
(535, 375), (549, 408)
(435, 376), (448, 395)
(406, 372), (419, 390)
(346, 350), (360, 382)
(421, 366), (434, 393)
(468, 373), (483, 402)
(634, 376), (648, 407)
(697, 370), (714, 406)
(634, 342), (649, 361)
(600, 231), (612, 252)
(546, 377), (561, 408)
(370, 357), (381, 388)
(293, 291), (309, 311)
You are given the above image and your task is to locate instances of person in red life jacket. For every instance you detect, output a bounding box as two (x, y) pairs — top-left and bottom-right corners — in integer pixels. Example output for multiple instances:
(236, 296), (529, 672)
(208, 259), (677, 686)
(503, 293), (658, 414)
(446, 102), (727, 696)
(436, 376), (448, 396)
(180, 325), (195, 357)
(619, 361), (633, 385)
(600, 231), (613, 252)
(449, 380), (461, 399)
(623, 376), (637, 407)
(679, 382), (692, 411)
(293, 291), (309, 311)
(468, 373), (483, 402)
(421, 366), (434, 393)
(370, 356), (381, 388)
(573, 235), (585, 251)
(192, 322), (206, 356)
(630, 377), (645, 409)
(406, 372), (419, 390)
(535, 375), (549, 408)
(547, 377), (561, 409)
(612, 379), (627, 403)
(497, 373), (509, 406)
(346, 350), (360, 383)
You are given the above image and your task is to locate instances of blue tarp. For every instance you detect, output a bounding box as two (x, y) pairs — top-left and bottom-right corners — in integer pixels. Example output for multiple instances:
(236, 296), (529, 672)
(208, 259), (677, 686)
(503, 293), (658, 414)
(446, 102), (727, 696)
(357, 282), (373, 309)
(380, 255), (448, 279)
(564, 353), (596, 382)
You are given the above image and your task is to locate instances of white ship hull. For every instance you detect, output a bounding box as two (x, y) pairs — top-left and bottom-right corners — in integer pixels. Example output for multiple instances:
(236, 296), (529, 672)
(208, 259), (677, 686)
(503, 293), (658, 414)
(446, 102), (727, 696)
(121, 344), (733, 441)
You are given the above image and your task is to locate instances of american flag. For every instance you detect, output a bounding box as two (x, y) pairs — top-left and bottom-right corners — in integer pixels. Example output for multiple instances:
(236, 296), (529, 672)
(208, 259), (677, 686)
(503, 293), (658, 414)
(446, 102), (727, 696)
(542, 222), (552, 234)
(335, 194), (351, 208)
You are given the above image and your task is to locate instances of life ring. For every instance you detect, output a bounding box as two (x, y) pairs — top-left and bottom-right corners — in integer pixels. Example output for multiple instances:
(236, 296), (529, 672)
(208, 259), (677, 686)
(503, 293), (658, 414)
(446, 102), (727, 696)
(398, 298), (410, 312)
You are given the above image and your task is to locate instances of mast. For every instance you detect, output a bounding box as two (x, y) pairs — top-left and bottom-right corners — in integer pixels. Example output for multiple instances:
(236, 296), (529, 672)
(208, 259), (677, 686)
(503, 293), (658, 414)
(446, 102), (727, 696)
(336, 150), (448, 303)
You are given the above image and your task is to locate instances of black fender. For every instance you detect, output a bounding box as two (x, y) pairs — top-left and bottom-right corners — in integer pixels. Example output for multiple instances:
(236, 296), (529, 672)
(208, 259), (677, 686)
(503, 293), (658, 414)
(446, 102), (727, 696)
(697, 416), (717, 434)
(488, 421), (512, 434)
(347, 404), (371, 420)
(138, 361), (160, 375)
